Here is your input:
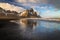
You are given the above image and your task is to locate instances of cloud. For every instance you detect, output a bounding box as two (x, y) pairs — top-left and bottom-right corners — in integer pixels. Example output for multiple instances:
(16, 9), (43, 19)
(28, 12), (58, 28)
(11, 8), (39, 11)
(15, 0), (48, 4)
(15, 0), (60, 9)
(49, 0), (60, 9)
(41, 10), (60, 18)
(0, 3), (25, 13)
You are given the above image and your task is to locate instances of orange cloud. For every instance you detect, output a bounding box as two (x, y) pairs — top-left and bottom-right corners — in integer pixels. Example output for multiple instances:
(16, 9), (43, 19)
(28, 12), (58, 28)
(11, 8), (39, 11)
(0, 3), (25, 13)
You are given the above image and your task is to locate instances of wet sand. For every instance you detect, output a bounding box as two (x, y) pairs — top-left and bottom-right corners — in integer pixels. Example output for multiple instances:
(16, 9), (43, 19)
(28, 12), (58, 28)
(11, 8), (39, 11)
(0, 21), (60, 40)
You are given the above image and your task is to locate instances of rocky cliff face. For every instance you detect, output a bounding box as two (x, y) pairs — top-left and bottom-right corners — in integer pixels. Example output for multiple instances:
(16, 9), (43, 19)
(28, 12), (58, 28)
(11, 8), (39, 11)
(19, 10), (29, 17)
(19, 8), (41, 18)
(0, 7), (41, 18)
(0, 7), (18, 16)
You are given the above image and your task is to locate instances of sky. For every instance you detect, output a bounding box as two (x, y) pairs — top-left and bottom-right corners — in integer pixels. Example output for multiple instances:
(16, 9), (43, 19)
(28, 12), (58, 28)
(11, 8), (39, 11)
(0, 0), (60, 18)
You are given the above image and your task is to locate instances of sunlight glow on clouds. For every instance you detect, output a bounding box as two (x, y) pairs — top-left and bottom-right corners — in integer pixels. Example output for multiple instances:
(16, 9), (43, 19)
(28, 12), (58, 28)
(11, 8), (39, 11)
(0, 3), (25, 13)
(15, 0), (48, 4)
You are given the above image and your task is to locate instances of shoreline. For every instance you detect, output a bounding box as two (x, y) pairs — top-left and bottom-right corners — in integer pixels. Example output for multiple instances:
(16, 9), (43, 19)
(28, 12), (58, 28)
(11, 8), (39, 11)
(21, 18), (60, 22)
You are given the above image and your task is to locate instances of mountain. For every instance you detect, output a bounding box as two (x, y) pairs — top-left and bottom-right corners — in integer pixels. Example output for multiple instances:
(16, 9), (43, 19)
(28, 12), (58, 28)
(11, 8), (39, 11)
(19, 8), (41, 18)
(0, 2), (41, 18)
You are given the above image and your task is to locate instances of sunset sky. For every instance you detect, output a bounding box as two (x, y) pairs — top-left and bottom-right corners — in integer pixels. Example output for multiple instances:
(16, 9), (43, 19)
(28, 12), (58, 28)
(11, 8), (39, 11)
(0, 0), (60, 18)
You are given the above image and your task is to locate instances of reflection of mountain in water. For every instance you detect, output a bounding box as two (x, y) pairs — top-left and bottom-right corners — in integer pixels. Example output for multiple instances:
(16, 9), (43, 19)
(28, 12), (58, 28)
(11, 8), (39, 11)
(19, 19), (37, 30)
(19, 19), (38, 39)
